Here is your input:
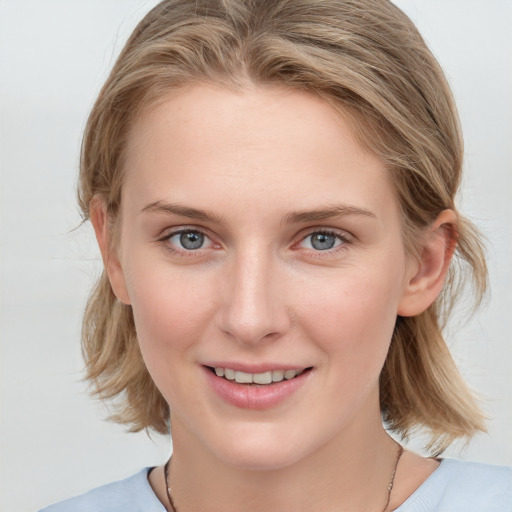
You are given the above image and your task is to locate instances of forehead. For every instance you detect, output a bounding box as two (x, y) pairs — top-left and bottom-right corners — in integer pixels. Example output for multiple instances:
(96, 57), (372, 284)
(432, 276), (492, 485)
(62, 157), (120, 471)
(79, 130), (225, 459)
(122, 84), (399, 224)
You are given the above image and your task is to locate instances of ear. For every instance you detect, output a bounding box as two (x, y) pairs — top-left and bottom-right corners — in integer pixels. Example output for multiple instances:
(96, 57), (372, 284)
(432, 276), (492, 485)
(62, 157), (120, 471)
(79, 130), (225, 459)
(89, 196), (131, 305)
(397, 210), (457, 317)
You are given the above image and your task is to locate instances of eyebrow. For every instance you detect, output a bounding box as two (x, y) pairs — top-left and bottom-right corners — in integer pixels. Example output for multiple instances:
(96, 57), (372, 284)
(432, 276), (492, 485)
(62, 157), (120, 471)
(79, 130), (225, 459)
(140, 201), (225, 224)
(283, 204), (376, 224)
(141, 201), (376, 225)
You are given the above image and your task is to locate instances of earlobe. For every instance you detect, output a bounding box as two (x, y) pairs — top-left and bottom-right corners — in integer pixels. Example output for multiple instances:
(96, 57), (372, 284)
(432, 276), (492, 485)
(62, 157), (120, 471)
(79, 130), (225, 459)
(397, 210), (457, 317)
(89, 197), (131, 305)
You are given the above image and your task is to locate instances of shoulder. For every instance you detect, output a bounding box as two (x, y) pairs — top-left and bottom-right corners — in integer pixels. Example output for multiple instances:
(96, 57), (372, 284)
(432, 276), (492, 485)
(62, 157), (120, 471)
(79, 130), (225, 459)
(396, 458), (512, 512)
(38, 468), (166, 512)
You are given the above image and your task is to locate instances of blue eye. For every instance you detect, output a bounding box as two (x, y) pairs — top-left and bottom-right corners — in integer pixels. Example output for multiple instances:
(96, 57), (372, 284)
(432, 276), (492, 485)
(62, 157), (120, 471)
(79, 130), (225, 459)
(301, 231), (345, 251)
(168, 230), (207, 250)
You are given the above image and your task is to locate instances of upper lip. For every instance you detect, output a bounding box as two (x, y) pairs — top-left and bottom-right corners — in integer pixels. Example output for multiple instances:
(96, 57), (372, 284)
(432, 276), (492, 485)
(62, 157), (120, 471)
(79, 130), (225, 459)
(202, 362), (311, 373)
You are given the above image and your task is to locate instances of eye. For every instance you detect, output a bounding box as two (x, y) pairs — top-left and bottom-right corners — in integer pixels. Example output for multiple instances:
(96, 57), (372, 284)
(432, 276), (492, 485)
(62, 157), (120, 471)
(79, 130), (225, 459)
(299, 230), (349, 251)
(174, 231), (205, 250)
(162, 229), (215, 252)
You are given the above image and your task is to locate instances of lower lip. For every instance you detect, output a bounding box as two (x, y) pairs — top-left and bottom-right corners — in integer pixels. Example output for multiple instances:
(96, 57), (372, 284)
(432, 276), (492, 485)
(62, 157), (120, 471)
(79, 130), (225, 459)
(202, 367), (311, 410)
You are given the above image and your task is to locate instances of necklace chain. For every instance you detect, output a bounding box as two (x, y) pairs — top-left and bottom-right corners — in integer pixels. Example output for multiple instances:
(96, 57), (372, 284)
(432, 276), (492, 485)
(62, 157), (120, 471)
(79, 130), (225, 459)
(164, 459), (178, 512)
(382, 443), (404, 512)
(164, 443), (403, 512)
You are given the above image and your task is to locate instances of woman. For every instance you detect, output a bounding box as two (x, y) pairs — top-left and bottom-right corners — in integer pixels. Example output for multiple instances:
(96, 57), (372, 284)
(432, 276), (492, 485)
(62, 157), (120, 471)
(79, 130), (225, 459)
(40, 0), (511, 510)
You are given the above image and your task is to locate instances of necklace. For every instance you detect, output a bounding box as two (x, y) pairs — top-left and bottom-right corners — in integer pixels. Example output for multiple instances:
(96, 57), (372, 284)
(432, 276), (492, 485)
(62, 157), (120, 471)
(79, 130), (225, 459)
(382, 443), (404, 512)
(164, 444), (403, 512)
(164, 459), (178, 512)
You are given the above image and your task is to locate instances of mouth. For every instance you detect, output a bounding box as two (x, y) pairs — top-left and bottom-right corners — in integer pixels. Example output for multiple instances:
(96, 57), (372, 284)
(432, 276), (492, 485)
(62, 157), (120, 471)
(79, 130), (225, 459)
(203, 364), (313, 409)
(206, 366), (312, 385)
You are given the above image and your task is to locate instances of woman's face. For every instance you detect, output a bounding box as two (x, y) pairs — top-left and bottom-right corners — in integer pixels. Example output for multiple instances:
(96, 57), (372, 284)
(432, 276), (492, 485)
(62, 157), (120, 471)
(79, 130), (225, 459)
(112, 84), (419, 469)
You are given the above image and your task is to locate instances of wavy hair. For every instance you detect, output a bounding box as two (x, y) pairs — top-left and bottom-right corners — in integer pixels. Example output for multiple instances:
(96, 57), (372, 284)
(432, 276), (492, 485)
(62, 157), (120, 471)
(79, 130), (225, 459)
(79, 0), (487, 453)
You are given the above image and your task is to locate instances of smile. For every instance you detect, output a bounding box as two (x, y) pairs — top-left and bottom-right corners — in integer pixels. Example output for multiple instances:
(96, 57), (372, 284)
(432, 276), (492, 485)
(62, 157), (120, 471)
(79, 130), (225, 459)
(212, 367), (306, 385)
(203, 364), (313, 409)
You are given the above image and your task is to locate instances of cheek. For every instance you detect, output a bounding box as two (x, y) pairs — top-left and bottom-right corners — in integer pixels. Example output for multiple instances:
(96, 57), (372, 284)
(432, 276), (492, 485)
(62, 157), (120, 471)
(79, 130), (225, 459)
(125, 271), (221, 421)
(298, 264), (404, 370)
(124, 262), (216, 379)
(300, 273), (402, 427)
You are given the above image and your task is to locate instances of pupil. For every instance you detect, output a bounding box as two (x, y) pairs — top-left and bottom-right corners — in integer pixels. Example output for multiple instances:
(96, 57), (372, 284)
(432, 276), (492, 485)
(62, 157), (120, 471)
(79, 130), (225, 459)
(180, 231), (204, 250)
(311, 233), (336, 250)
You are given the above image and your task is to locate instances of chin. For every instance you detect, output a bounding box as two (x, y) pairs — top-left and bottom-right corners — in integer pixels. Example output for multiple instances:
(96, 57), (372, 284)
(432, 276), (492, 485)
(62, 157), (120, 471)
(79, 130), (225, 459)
(220, 446), (303, 472)
(203, 422), (320, 471)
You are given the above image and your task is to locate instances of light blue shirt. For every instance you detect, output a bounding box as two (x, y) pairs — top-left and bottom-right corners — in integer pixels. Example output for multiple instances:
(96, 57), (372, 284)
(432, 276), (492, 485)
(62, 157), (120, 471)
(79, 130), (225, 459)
(40, 458), (512, 511)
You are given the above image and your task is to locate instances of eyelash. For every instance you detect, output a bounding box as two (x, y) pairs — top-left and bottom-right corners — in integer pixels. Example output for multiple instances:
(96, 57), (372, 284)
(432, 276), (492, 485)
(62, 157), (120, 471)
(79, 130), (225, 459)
(157, 227), (353, 258)
(296, 229), (352, 256)
(157, 228), (218, 258)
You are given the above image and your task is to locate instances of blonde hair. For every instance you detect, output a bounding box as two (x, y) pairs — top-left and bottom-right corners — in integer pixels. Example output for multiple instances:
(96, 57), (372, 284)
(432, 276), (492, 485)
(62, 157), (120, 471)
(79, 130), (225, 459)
(80, 0), (487, 452)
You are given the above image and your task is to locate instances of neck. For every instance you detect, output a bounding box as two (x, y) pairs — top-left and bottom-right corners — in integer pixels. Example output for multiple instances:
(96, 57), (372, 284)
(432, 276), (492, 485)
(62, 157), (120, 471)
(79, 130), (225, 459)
(166, 415), (399, 512)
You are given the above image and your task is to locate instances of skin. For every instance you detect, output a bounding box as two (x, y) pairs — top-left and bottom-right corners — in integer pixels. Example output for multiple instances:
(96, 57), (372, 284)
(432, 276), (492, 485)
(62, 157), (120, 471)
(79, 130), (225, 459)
(92, 84), (454, 511)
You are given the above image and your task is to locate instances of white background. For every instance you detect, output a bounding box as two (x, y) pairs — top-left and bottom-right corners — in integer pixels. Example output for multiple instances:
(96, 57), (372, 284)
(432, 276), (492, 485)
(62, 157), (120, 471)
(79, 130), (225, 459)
(1, 1), (511, 511)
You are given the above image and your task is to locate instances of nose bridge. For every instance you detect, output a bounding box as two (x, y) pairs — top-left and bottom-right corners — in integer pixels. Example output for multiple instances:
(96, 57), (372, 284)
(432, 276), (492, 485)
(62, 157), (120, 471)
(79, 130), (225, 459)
(218, 243), (288, 345)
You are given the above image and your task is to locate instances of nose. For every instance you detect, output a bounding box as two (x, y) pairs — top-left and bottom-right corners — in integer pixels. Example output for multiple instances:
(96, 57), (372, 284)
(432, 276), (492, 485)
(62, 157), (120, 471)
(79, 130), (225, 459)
(216, 247), (290, 346)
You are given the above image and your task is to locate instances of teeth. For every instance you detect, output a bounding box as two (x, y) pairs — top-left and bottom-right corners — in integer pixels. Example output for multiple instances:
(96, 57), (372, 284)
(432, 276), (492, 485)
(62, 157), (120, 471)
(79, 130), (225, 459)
(253, 371), (272, 385)
(213, 367), (305, 384)
(272, 369), (284, 382)
(235, 371), (253, 384)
